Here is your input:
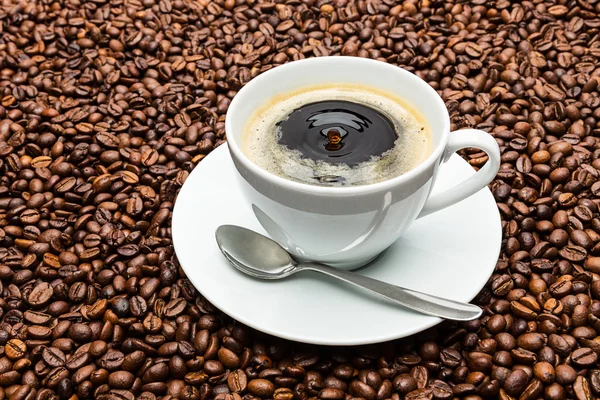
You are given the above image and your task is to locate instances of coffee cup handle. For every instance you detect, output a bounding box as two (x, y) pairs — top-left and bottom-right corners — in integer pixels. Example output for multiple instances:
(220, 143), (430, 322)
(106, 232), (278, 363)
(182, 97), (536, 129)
(417, 129), (500, 219)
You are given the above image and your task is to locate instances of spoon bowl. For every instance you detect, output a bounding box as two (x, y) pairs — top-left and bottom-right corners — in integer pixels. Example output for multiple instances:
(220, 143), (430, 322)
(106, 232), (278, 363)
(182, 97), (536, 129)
(216, 225), (297, 278)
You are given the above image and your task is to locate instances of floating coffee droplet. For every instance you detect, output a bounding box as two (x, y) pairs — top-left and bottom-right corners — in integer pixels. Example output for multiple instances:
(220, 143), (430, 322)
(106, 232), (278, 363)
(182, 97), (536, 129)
(324, 129), (345, 151)
(277, 100), (398, 166)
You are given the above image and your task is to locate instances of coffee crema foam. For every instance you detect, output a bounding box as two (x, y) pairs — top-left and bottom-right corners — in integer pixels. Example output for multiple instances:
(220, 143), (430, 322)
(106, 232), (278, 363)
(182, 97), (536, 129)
(242, 84), (431, 187)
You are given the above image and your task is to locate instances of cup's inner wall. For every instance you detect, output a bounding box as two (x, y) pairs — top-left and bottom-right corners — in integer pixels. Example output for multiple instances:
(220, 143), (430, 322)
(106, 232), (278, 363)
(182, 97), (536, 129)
(227, 59), (448, 167)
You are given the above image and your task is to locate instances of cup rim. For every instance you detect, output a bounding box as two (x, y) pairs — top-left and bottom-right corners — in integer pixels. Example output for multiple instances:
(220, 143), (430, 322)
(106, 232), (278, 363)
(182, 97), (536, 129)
(225, 57), (450, 196)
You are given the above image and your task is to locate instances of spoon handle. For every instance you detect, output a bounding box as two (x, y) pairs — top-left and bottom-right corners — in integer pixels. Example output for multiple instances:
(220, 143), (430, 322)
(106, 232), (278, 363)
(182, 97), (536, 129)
(298, 262), (482, 321)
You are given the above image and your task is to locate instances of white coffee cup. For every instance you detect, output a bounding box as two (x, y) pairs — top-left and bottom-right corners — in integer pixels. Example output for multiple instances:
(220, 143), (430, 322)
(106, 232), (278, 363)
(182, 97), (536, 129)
(225, 57), (500, 270)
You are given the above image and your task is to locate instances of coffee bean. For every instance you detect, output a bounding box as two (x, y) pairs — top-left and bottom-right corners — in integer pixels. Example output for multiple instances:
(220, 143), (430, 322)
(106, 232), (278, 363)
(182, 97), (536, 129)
(203, 360), (224, 376)
(572, 348), (598, 367)
(495, 333), (516, 351)
(555, 364), (577, 385)
(6, 339), (26, 360)
(410, 365), (428, 389)
(66, 351), (90, 371)
(574, 376), (593, 400)
(218, 348), (240, 369)
(28, 283), (53, 307)
(44, 367), (69, 388)
(349, 380), (376, 400)
(486, 315), (507, 334)
(559, 246), (587, 263)
(10, 384), (36, 400)
(503, 369), (528, 396)
(520, 379), (543, 400)
(419, 342), (439, 361)
(429, 379), (452, 400)
(28, 325), (51, 340)
(393, 374), (417, 395)
(164, 298), (187, 318)
(142, 362), (169, 383)
(228, 369), (248, 393)
(439, 348), (461, 368)
(108, 371), (135, 389)
(248, 379), (275, 398)
(517, 333), (545, 351)
(68, 324), (92, 342)
(533, 361), (555, 384)
(0, 371), (21, 386)
(100, 350), (125, 371)
(451, 382), (475, 396)
(90, 341), (109, 358)
(42, 347), (66, 368)
(319, 387), (345, 400)
(545, 382), (566, 400)
(122, 350), (147, 373)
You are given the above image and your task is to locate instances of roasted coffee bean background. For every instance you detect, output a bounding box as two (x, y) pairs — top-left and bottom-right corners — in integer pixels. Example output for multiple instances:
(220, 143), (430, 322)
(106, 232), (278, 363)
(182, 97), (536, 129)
(1, 0), (600, 399)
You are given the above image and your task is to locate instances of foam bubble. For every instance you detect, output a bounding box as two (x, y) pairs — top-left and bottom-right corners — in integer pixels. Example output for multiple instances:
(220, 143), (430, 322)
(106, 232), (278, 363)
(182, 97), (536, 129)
(242, 85), (432, 187)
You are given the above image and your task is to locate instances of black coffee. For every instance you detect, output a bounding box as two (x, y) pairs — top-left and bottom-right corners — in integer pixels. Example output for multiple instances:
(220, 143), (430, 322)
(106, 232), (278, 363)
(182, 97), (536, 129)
(243, 85), (431, 187)
(277, 100), (398, 166)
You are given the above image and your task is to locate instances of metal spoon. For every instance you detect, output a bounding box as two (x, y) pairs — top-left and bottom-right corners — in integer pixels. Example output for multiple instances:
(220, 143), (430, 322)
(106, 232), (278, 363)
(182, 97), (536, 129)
(215, 225), (482, 321)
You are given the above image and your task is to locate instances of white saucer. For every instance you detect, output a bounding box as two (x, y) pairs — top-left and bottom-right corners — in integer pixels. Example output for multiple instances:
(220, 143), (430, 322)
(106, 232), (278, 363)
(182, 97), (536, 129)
(173, 145), (501, 346)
